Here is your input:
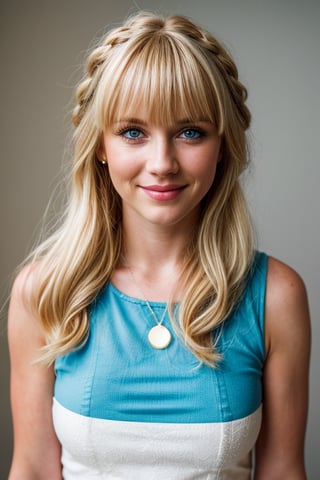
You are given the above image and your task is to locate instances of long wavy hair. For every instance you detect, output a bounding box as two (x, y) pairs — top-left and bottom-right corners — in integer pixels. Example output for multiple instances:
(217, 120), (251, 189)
(28, 12), (254, 366)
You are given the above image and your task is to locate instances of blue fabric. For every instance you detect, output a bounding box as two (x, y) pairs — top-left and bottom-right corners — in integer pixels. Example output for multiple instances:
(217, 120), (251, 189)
(54, 251), (267, 424)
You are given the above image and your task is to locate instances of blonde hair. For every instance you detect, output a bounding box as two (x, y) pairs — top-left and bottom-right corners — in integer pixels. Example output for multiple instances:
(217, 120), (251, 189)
(28, 12), (253, 366)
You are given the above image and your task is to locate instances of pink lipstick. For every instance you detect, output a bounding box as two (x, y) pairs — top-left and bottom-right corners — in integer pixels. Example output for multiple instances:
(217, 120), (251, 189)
(140, 184), (186, 201)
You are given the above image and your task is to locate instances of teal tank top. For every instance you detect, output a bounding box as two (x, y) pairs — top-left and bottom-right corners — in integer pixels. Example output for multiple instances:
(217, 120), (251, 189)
(54, 251), (267, 424)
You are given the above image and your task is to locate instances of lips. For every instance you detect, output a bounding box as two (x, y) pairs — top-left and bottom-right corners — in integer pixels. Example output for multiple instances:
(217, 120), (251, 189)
(140, 184), (186, 201)
(142, 184), (185, 192)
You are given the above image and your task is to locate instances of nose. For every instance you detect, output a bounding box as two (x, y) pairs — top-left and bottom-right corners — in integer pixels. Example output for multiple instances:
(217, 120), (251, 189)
(146, 136), (179, 176)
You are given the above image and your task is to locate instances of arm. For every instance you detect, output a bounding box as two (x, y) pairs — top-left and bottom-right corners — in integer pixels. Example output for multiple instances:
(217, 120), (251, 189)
(8, 266), (62, 480)
(254, 257), (311, 479)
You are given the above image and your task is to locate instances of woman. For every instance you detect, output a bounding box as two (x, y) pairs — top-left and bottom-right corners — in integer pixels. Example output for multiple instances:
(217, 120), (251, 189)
(8, 12), (310, 479)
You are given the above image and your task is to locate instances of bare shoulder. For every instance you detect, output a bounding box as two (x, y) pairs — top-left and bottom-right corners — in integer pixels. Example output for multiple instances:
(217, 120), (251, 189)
(265, 256), (311, 354)
(8, 261), (45, 354)
(10, 261), (41, 305)
(266, 256), (308, 304)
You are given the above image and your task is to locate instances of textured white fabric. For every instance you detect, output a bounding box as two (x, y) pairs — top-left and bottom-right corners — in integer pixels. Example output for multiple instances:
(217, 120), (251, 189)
(53, 398), (262, 480)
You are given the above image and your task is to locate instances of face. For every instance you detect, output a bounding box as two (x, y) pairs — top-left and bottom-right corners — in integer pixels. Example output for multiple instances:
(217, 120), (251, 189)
(99, 110), (221, 233)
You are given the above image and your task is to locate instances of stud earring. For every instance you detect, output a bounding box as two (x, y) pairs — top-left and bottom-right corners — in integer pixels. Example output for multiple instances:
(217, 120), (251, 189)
(101, 160), (107, 165)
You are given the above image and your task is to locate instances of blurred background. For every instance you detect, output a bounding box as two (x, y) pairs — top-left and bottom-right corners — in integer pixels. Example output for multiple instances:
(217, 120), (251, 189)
(1, 0), (319, 478)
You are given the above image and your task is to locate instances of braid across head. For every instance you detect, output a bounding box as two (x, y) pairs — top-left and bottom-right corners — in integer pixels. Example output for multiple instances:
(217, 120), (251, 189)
(72, 13), (250, 134)
(163, 15), (251, 130)
(72, 15), (164, 127)
(72, 43), (111, 127)
(35, 12), (254, 366)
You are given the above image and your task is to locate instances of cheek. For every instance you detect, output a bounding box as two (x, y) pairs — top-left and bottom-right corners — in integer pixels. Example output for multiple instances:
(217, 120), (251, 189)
(194, 157), (220, 203)
(201, 166), (218, 196)
(105, 148), (129, 179)
(106, 155), (141, 198)
(106, 142), (141, 175)
(195, 154), (219, 187)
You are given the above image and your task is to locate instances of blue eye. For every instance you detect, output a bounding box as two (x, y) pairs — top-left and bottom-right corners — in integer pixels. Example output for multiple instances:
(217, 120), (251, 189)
(123, 128), (143, 139)
(180, 129), (202, 140)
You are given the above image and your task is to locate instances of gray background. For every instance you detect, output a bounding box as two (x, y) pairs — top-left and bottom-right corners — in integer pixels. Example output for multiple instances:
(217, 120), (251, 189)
(1, 0), (319, 478)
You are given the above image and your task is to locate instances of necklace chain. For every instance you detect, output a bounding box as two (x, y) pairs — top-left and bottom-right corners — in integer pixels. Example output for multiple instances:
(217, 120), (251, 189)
(125, 262), (173, 349)
(127, 265), (168, 326)
(144, 299), (168, 326)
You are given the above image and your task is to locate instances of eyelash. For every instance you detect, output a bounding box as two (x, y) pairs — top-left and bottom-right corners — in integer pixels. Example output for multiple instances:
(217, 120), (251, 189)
(119, 127), (144, 140)
(180, 128), (205, 140)
(116, 125), (206, 142)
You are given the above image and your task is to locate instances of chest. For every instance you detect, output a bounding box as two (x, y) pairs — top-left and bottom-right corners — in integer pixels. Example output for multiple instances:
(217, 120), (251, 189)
(54, 284), (264, 423)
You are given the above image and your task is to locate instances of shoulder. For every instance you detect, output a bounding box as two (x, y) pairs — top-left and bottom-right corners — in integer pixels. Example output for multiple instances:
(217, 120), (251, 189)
(10, 260), (43, 307)
(264, 256), (310, 356)
(10, 262), (40, 316)
(266, 257), (308, 310)
(8, 262), (45, 350)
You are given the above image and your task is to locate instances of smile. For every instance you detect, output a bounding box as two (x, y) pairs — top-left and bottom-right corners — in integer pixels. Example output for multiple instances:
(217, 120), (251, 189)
(140, 184), (187, 201)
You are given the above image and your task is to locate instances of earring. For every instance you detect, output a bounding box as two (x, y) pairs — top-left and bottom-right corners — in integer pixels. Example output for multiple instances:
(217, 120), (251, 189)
(101, 160), (106, 165)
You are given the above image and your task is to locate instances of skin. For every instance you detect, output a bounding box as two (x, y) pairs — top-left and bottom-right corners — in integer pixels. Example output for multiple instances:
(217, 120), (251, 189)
(8, 266), (62, 480)
(98, 115), (221, 300)
(8, 115), (310, 479)
(254, 259), (310, 479)
(100, 116), (221, 233)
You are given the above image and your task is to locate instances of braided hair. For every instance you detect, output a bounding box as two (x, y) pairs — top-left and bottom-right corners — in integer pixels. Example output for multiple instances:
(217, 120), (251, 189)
(32, 12), (253, 366)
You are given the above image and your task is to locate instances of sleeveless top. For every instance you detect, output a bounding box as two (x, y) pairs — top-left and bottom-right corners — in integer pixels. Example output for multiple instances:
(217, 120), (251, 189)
(53, 251), (267, 479)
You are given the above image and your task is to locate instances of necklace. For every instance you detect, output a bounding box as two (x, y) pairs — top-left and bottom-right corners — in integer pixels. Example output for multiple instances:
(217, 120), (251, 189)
(127, 266), (172, 349)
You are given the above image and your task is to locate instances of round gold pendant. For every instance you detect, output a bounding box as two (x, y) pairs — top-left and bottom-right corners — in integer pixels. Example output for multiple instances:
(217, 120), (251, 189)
(148, 325), (171, 349)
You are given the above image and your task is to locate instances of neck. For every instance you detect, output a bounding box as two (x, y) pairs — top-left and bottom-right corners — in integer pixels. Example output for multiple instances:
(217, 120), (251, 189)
(111, 205), (199, 301)
(120, 210), (196, 273)
(111, 221), (193, 302)
(123, 226), (190, 274)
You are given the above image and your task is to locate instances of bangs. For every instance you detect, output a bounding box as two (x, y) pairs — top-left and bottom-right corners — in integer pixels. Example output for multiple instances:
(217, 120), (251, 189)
(94, 32), (226, 131)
